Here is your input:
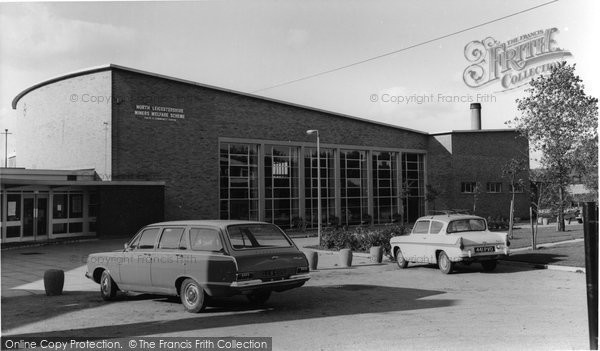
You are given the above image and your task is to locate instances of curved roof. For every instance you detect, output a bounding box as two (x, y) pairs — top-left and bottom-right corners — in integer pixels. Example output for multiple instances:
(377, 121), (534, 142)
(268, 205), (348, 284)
(12, 64), (428, 135)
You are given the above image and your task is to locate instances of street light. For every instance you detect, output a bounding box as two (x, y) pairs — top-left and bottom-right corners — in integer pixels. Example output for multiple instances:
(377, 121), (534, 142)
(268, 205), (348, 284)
(3, 129), (12, 168)
(306, 129), (321, 247)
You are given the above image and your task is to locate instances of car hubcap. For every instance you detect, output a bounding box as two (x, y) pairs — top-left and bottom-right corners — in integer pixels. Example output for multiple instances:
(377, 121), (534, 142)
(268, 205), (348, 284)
(101, 276), (108, 293)
(185, 285), (199, 305)
(440, 255), (448, 269)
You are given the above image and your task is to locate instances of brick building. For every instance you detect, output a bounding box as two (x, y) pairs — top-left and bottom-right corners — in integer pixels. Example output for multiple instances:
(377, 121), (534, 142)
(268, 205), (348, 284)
(2, 64), (529, 242)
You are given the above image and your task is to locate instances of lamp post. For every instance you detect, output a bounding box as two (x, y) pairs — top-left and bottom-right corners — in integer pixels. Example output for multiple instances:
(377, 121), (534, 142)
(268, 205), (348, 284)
(306, 129), (321, 247)
(3, 129), (12, 168)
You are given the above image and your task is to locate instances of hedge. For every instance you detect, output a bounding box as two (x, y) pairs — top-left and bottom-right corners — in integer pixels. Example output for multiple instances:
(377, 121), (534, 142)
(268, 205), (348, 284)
(321, 224), (406, 255)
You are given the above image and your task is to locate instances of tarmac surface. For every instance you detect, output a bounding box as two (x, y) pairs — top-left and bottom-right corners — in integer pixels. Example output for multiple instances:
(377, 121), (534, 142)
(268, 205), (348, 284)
(0, 235), (590, 350)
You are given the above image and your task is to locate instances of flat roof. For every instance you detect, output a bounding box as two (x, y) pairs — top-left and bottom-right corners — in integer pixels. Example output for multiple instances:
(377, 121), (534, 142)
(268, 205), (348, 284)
(1, 178), (165, 187)
(12, 64), (429, 135)
(429, 129), (518, 136)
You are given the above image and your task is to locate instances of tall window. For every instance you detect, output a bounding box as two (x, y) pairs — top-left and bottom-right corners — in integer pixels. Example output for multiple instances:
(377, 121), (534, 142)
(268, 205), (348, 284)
(219, 143), (259, 221)
(402, 153), (425, 222)
(52, 191), (84, 234)
(265, 145), (299, 228)
(372, 151), (398, 224)
(304, 148), (335, 228)
(340, 150), (368, 225)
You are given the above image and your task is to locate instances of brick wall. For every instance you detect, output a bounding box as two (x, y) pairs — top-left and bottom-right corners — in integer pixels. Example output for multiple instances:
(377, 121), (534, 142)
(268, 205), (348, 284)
(96, 185), (164, 238)
(110, 69), (429, 220)
(428, 131), (530, 219)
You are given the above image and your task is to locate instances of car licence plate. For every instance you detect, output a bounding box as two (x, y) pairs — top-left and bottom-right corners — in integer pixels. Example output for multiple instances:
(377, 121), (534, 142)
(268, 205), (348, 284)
(474, 246), (495, 253)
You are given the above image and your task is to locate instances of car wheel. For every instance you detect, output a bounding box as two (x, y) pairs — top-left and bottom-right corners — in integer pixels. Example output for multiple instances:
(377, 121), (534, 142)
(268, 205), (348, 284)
(481, 260), (498, 272)
(247, 290), (271, 305)
(395, 247), (408, 269)
(180, 278), (207, 313)
(100, 270), (117, 301)
(437, 251), (454, 274)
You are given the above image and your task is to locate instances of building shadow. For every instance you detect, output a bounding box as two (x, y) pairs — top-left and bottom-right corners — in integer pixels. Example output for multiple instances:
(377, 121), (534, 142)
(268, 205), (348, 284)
(2, 284), (453, 337)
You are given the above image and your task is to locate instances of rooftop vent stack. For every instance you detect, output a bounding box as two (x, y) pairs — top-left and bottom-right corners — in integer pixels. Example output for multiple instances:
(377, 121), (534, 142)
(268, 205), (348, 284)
(470, 103), (481, 130)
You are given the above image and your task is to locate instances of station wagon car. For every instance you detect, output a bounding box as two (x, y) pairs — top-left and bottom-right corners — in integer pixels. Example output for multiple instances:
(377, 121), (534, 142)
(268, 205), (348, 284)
(389, 214), (510, 274)
(86, 220), (310, 312)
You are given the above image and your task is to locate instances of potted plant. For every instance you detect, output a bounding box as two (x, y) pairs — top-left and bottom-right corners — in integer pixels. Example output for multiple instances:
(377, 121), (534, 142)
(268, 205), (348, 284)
(339, 247), (353, 267)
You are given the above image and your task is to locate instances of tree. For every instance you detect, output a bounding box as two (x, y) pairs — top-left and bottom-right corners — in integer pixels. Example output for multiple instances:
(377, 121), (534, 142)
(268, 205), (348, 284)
(471, 181), (482, 214)
(502, 158), (528, 239)
(425, 184), (441, 212)
(529, 169), (559, 250)
(509, 62), (598, 231)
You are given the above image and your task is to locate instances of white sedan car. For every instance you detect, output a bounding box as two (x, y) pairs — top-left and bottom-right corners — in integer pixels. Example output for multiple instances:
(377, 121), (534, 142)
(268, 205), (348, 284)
(390, 214), (510, 274)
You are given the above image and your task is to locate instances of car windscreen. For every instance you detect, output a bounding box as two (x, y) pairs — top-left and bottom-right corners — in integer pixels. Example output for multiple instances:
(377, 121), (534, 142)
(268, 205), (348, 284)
(226, 224), (293, 249)
(447, 219), (487, 233)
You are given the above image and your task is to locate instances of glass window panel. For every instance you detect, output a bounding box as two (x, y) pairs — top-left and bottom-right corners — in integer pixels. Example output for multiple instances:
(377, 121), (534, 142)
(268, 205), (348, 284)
(69, 194), (83, 218)
(53, 194), (68, 219)
(138, 228), (160, 249)
(413, 220), (430, 234)
(190, 228), (223, 252)
(52, 223), (67, 234)
(7, 194), (21, 221)
(430, 221), (444, 234)
(88, 192), (98, 217)
(158, 228), (185, 249)
(69, 222), (83, 233)
(6, 226), (21, 238)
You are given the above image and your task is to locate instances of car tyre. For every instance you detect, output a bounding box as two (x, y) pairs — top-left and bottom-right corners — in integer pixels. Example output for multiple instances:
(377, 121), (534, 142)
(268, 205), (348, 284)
(438, 251), (454, 274)
(181, 278), (207, 313)
(100, 270), (117, 301)
(481, 260), (498, 272)
(395, 247), (408, 269)
(247, 290), (271, 305)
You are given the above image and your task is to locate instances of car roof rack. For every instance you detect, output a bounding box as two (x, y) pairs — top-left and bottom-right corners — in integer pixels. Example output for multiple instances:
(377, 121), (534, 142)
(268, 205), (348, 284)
(427, 209), (473, 217)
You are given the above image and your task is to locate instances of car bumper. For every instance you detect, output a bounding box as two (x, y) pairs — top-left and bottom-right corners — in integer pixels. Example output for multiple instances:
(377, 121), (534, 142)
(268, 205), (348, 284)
(230, 273), (310, 290)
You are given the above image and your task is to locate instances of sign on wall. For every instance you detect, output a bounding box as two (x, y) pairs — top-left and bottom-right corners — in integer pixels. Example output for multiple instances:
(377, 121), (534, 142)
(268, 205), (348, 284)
(134, 104), (185, 122)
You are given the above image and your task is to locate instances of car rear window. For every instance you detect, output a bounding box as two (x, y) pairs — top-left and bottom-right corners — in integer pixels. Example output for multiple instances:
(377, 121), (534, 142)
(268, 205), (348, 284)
(447, 219), (487, 233)
(226, 224), (292, 249)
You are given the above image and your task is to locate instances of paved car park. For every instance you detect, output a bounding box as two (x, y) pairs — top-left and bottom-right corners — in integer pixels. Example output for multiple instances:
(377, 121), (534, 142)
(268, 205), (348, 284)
(1, 237), (589, 350)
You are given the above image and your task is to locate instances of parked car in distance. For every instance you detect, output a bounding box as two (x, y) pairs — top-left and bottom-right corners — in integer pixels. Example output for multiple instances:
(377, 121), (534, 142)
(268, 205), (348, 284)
(389, 214), (510, 274)
(86, 220), (310, 312)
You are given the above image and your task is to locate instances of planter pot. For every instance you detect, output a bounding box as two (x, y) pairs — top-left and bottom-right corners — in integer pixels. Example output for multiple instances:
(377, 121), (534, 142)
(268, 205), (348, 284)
(305, 250), (318, 270)
(369, 246), (383, 263)
(44, 269), (64, 296)
(339, 248), (353, 267)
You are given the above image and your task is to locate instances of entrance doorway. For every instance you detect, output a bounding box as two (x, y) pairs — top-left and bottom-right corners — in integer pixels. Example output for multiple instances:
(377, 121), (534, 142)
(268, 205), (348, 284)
(22, 194), (49, 241)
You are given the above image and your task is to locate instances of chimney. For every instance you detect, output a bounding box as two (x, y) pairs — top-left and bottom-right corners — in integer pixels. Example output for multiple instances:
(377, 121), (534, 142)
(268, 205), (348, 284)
(470, 103), (481, 130)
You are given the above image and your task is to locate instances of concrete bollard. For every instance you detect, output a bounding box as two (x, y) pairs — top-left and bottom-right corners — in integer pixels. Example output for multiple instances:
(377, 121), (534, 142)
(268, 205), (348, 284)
(44, 269), (64, 296)
(305, 250), (318, 270)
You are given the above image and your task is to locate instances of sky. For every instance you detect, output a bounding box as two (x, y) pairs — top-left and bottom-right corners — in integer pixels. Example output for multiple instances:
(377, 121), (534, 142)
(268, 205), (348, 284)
(0, 0), (598, 165)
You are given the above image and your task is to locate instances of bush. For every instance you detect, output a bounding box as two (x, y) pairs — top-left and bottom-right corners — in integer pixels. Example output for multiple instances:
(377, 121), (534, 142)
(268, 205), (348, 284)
(321, 224), (406, 255)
